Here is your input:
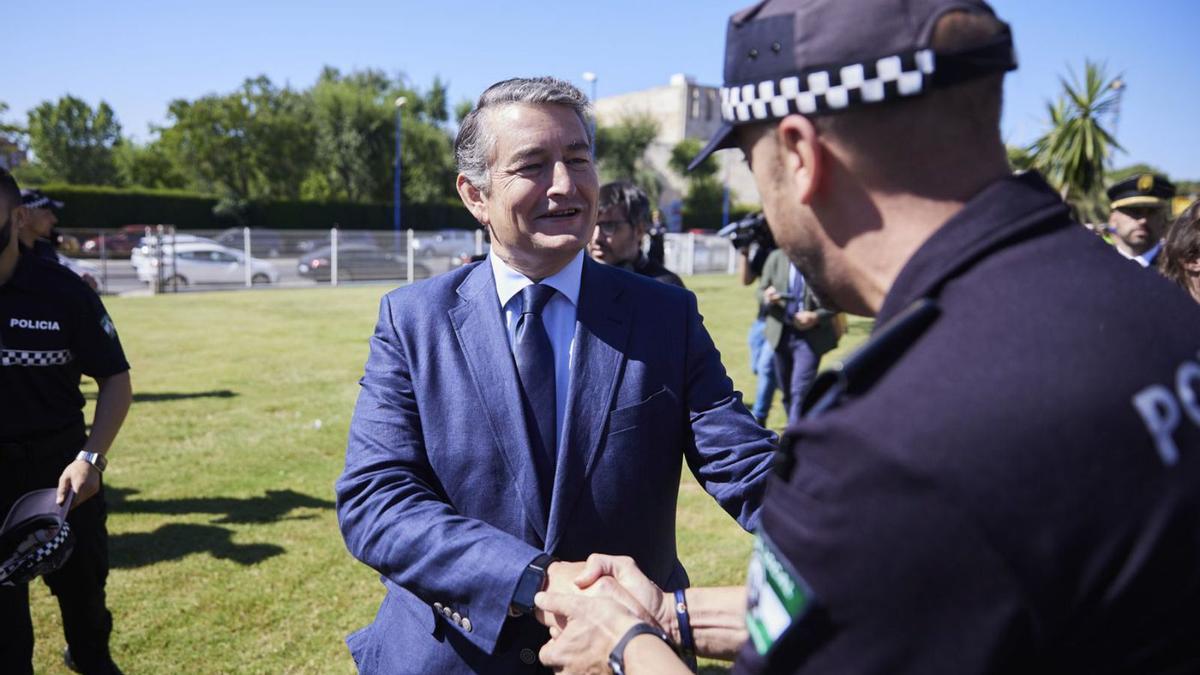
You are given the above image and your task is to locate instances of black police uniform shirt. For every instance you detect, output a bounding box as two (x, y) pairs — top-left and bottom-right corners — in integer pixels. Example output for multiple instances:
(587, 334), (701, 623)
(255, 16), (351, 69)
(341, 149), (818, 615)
(0, 252), (129, 440)
(736, 172), (1200, 674)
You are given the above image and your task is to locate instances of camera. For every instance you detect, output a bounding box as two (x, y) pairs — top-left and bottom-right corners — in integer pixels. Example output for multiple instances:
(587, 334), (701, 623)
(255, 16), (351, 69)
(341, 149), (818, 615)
(717, 212), (775, 251)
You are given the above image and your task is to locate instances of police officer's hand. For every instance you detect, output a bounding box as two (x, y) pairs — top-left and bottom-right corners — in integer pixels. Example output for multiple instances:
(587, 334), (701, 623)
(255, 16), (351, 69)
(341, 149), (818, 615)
(573, 554), (672, 635)
(57, 459), (101, 508)
(792, 310), (819, 330)
(535, 591), (642, 674)
(763, 285), (783, 305)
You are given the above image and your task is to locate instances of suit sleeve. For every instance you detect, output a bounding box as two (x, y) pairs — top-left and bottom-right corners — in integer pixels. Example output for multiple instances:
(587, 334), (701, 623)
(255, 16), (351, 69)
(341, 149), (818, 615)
(680, 290), (777, 531)
(335, 295), (542, 654)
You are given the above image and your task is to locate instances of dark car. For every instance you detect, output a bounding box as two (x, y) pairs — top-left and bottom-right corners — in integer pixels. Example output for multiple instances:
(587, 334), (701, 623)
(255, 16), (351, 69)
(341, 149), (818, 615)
(215, 228), (285, 258)
(297, 243), (431, 282)
(80, 225), (150, 259)
(294, 231), (377, 255)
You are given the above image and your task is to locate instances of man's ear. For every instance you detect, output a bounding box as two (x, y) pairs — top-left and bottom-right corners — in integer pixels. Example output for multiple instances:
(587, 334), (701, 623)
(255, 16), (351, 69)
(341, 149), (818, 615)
(11, 205), (29, 232)
(775, 115), (823, 205)
(456, 174), (490, 226)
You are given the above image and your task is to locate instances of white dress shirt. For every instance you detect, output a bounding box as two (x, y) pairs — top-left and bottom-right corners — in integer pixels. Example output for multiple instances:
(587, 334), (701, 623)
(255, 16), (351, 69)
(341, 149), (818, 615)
(490, 248), (582, 446)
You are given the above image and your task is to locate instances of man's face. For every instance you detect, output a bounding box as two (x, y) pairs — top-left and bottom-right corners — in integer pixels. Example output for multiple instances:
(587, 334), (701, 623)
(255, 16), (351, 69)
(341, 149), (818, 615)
(589, 205), (644, 266)
(737, 123), (829, 289)
(1109, 204), (1168, 250)
(19, 206), (56, 240)
(472, 103), (597, 272)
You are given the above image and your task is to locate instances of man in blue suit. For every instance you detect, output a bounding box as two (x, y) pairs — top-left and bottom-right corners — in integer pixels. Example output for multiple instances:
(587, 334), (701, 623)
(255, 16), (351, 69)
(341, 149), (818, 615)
(335, 76), (775, 673)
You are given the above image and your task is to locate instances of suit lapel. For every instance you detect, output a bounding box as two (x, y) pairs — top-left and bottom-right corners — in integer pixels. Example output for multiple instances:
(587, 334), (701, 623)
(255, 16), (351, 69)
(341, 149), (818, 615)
(448, 261), (549, 542)
(545, 260), (632, 551)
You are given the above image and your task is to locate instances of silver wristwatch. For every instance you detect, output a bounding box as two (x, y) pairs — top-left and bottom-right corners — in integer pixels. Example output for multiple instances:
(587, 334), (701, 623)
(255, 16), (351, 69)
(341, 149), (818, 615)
(76, 451), (108, 473)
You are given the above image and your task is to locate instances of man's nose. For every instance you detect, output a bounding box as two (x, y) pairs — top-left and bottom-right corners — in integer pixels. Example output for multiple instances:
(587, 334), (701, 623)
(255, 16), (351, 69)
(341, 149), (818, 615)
(547, 160), (576, 196)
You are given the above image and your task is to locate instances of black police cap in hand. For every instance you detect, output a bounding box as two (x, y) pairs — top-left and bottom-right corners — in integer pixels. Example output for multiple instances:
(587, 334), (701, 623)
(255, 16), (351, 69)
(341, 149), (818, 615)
(689, 0), (1017, 171)
(0, 488), (75, 586)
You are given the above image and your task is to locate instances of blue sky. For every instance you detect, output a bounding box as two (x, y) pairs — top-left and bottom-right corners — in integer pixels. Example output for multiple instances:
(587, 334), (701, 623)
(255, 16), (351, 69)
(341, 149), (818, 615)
(6, 0), (1198, 180)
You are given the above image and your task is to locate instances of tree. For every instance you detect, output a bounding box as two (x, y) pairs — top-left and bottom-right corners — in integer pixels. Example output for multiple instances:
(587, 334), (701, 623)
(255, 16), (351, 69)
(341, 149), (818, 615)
(26, 95), (123, 185)
(595, 113), (662, 203)
(669, 138), (726, 228)
(158, 76), (315, 200)
(1029, 61), (1123, 220)
(114, 139), (189, 190)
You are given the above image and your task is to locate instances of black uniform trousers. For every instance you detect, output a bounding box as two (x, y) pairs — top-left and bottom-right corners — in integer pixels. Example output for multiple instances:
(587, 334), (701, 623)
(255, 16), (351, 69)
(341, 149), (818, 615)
(0, 424), (118, 675)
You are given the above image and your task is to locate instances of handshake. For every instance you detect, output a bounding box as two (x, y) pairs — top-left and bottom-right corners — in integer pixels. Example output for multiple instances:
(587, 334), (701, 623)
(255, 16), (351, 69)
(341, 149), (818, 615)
(535, 555), (745, 674)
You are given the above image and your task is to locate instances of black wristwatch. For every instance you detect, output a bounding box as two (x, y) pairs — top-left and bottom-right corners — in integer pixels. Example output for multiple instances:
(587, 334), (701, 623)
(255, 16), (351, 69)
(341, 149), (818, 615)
(608, 623), (674, 675)
(509, 553), (554, 616)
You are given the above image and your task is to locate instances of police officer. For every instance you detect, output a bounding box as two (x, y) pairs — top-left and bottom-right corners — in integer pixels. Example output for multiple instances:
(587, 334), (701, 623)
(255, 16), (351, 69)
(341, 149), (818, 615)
(0, 168), (131, 674)
(1106, 173), (1176, 267)
(531, 0), (1200, 672)
(15, 188), (64, 262)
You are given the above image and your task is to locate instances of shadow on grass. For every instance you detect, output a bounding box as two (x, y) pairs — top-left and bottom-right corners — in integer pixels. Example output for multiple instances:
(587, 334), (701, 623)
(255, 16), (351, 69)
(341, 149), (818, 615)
(108, 487), (333, 524)
(105, 487), (333, 569)
(84, 389), (238, 403)
(110, 523), (285, 568)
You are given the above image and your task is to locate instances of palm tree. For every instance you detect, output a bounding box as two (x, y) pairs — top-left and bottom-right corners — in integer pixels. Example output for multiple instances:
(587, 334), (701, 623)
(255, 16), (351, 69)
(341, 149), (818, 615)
(1029, 60), (1124, 219)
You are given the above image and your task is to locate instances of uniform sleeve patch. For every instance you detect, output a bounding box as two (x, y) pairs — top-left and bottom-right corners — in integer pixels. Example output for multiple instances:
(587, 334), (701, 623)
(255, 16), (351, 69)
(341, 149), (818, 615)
(100, 314), (117, 340)
(746, 529), (816, 655)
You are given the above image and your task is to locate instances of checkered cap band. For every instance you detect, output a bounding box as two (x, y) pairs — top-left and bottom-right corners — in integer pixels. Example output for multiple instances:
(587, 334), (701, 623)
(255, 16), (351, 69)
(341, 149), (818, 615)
(0, 349), (73, 367)
(0, 522), (71, 586)
(721, 48), (935, 123)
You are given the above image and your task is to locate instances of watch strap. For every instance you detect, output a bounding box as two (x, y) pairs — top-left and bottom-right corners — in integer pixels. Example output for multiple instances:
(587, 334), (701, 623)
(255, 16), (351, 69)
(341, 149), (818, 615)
(608, 623), (673, 675)
(76, 451), (107, 473)
(674, 589), (698, 672)
(509, 552), (554, 616)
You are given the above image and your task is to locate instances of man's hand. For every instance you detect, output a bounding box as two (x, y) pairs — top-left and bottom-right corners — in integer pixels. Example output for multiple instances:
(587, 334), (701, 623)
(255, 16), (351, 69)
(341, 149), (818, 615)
(763, 285), (783, 306)
(532, 560), (587, 625)
(57, 459), (100, 507)
(535, 592), (642, 674)
(573, 554), (673, 639)
(792, 310), (819, 330)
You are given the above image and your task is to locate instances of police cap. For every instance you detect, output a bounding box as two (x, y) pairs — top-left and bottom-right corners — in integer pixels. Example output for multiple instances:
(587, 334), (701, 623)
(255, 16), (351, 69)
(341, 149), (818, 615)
(689, 0), (1017, 171)
(0, 488), (75, 586)
(19, 189), (64, 211)
(1107, 173), (1175, 210)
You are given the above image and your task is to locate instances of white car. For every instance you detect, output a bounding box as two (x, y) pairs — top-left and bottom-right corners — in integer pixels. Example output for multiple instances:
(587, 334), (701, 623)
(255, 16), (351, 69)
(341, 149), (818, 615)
(131, 233), (218, 269)
(134, 242), (279, 286)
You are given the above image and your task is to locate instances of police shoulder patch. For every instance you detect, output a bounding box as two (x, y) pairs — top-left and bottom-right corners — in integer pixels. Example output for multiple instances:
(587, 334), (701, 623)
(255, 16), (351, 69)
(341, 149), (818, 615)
(746, 529), (816, 655)
(100, 314), (117, 340)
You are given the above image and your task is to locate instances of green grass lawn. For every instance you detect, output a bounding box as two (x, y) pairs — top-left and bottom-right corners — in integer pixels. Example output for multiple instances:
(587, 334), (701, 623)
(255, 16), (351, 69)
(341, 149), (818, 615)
(29, 273), (871, 673)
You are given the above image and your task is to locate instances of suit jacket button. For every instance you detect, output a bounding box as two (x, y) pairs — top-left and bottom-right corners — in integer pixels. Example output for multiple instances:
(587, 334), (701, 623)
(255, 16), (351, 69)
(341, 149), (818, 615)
(433, 602), (444, 613)
(452, 612), (462, 624)
(462, 618), (472, 632)
(442, 606), (453, 618)
(519, 648), (536, 665)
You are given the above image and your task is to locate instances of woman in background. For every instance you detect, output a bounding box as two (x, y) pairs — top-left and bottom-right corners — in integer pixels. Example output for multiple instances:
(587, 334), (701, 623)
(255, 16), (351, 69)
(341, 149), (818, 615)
(1160, 199), (1200, 303)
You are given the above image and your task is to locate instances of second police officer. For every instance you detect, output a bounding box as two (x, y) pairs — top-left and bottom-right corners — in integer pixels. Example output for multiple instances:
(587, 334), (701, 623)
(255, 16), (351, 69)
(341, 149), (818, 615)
(530, 0), (1200, 673)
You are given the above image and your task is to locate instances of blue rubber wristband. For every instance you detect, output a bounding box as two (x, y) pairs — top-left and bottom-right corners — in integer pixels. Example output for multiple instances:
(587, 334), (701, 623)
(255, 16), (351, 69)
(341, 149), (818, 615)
(674, 588), (698, 672)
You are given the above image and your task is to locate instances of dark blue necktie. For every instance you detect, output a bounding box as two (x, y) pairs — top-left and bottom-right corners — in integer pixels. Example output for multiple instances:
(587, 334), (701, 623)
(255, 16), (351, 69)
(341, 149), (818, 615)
(514, 284), (558, 506)
(786, 265), (804, 318)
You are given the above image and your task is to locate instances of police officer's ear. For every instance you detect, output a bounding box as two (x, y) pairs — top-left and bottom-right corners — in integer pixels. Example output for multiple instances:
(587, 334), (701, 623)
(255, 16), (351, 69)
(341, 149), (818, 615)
(10, 205), (29, 233)
(775, 114), (825, 206)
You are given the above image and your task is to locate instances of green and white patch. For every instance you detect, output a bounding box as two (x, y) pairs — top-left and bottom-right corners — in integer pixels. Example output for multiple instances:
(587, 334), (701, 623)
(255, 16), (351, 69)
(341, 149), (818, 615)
(100, 314), (117, 339)
(746, 529), (813, 655)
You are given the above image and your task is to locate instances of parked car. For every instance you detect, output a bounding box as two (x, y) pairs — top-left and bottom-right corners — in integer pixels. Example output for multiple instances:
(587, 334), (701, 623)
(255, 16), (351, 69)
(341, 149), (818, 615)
(411, 229), (478, 257)
(294, 231), (377, 254)
(215, 228), (285, 258)
(296, 243), (430, 282)
(134, 242), (279, 286)
(131, 233), (218, 269)
(80, 225), (151, 258)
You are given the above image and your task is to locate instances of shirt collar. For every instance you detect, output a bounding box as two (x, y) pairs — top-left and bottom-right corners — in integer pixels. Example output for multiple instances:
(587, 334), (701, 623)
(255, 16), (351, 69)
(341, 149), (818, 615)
(490, 247), (584, 309)
(1118, 240), (1162, 267)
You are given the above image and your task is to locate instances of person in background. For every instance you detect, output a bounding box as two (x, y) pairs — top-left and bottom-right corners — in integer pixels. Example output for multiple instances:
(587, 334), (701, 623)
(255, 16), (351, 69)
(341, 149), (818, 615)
(1159, 198), (1200, 303)
(589, 181), (684, 287)
(1106, 173), (1176, 267)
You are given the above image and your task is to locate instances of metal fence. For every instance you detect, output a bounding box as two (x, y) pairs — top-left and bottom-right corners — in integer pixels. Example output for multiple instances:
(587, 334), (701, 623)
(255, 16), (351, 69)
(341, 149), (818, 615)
(55, 226), (737, 295)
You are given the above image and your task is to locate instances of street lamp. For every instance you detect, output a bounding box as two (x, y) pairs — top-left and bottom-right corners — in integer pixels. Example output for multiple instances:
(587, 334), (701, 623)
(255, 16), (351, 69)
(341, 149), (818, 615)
(582, 71), (598, 153)
(1109, 77), (1126, 141)
(394, 96), (407, 253)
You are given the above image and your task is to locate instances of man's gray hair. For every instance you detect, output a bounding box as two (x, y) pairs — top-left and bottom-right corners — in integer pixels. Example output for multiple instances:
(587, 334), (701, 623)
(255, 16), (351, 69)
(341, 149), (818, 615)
(455, 76), (593, 192)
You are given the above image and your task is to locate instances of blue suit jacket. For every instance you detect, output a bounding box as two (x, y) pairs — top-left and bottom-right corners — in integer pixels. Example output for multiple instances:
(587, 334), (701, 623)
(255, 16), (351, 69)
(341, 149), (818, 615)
(336, 257), (775, 673)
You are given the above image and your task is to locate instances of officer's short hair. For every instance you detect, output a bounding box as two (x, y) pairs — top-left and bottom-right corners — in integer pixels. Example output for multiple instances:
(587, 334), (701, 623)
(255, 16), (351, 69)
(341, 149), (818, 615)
(598, 181), (652, 231)
(455, 77), (593, 193)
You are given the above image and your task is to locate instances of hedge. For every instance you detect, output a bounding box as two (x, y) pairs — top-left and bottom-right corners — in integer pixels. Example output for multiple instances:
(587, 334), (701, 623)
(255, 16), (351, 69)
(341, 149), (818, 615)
(34, 184), (477, 231)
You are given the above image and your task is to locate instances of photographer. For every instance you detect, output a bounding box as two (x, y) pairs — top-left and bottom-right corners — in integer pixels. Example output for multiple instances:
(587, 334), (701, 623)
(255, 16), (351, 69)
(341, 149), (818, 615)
(721, 213), (778, 426)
